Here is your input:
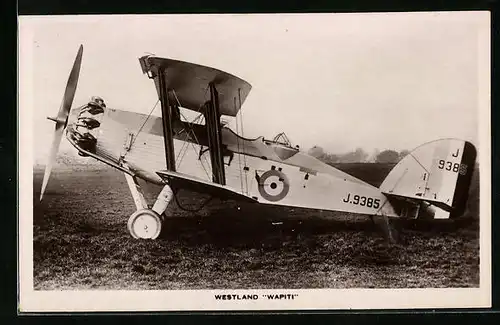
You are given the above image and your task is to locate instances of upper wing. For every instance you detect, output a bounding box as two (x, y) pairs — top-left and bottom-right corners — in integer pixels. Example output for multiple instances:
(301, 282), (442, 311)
(139, 56), (252, 117)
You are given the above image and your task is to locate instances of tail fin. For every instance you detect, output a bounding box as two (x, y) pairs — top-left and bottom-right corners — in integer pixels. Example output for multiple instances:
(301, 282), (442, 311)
(380, 139), (477, 219)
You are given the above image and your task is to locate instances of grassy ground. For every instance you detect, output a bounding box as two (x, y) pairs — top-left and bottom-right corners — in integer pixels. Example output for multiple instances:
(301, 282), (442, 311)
(32, 162), (479, 290)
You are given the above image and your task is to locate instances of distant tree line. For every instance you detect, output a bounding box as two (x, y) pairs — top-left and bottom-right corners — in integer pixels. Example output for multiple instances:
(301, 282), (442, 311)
(308, 146), (410, 164)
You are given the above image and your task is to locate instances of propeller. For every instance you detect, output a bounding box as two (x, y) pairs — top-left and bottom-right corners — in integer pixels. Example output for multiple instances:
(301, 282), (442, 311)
(40, 45), (83, 201)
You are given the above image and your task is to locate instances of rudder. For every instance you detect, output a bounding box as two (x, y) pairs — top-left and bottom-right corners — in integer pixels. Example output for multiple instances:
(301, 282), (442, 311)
(450, 141), (477, 218)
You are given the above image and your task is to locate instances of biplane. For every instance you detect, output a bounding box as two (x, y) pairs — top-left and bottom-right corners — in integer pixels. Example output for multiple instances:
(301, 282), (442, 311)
(40, 45), (477, 240)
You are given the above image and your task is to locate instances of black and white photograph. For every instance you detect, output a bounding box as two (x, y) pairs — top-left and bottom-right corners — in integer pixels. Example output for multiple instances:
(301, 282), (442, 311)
(18, 12), (490, 311)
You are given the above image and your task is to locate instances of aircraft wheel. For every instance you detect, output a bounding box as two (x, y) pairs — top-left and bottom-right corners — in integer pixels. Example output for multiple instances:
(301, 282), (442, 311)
(127, 209), (162, 240)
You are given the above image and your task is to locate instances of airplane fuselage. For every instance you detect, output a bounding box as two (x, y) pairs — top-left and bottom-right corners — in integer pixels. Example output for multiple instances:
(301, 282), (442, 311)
(66, 105), (399, 217)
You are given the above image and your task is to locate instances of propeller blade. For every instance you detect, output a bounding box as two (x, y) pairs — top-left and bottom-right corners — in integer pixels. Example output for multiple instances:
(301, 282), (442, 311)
(40, 45), (83, 201)
(40, 123), (64, 201)
(58, 45), (83, 125)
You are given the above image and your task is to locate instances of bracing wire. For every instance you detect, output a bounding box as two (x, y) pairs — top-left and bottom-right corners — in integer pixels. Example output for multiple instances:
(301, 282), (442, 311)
(169, 88), (216, 212)
(175, 134), (191, 166)
(171, 89), (213, 182)
(127, 99), (160, 150)
(179, 111), (212, 181)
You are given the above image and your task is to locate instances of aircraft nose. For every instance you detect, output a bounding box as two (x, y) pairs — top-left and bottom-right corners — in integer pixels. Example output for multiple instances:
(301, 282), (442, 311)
(71, 96), (107, 155)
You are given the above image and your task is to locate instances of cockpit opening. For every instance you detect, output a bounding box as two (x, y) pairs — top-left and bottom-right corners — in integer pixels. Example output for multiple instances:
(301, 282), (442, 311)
(266, 132), (299, 149)
(272, 132), (292, 146)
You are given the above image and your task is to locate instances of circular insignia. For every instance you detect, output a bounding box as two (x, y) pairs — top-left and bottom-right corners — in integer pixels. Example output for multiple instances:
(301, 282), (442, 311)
(257, 169), (290, 202)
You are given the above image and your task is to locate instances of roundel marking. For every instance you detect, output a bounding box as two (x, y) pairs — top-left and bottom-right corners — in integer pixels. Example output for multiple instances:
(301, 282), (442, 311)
(257, 169), (290, 202)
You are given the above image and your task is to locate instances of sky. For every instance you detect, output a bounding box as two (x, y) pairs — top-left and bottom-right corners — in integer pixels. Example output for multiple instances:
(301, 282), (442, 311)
(19, 12), (489, 161)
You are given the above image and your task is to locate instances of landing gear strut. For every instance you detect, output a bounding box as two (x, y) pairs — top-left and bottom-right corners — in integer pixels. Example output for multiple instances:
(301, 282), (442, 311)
(123, 171), (173, 240)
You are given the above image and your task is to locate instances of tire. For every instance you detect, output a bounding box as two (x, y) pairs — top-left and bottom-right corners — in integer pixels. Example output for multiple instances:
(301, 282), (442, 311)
(127, 209), (162, 240)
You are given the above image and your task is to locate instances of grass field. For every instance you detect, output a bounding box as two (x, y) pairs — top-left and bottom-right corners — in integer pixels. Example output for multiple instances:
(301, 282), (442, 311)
(32, 160), (480, 290)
